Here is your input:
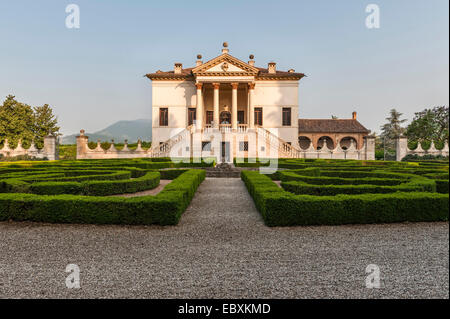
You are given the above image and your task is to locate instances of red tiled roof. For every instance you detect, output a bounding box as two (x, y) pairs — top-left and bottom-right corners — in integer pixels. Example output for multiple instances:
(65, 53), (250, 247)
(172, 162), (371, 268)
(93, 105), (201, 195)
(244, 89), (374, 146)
(145, 68), (195, 79)
(145, 67), (304, 80)
(255, 67), (305, 79)
(298, 119), (370, 134)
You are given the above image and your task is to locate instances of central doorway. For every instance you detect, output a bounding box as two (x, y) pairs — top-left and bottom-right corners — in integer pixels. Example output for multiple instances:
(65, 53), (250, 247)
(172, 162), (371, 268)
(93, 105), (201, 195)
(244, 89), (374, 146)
(220, 111), (231, 124)
(221, 142), (230, 162)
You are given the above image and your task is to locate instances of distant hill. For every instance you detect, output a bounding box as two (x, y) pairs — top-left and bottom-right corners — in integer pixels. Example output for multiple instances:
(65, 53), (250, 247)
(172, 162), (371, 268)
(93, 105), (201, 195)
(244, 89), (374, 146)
(61, 119), (152, 144)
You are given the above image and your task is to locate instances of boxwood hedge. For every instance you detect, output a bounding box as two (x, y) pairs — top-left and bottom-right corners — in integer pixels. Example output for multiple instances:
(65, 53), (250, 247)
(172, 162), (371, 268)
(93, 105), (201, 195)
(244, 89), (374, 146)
(0, 169), (205, 226)
(242, 170), (449, 227)
(0, 159), (207, 225)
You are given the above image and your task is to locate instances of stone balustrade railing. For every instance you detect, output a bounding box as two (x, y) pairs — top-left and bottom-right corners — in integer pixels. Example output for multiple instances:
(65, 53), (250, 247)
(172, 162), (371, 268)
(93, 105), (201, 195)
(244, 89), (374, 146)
(0, 136), (58, 160)
(76, 127), (376, 161)
(396, 137), (449, 161)
(76, 126), (194, 159)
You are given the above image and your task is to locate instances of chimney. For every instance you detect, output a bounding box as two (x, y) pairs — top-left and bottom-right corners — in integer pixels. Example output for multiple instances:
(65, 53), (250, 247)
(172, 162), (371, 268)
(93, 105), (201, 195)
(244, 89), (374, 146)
(248, 54), (255, 66)
(196, 54), (203, 66)
(268, 62), (276, 74)
(222, 42), (229, 54)
(174, 63), (182, 74)
(352, 111), (357, 120)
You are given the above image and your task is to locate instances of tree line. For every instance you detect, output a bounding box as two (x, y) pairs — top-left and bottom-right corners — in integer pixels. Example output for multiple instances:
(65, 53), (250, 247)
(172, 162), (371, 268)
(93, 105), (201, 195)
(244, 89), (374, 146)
(0, 95), (60, 149)
(377, 106), (449, 159)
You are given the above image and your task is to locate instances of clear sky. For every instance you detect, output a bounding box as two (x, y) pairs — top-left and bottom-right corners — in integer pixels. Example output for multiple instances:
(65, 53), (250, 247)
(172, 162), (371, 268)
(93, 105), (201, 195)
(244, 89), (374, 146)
(0, 0), (448, 136)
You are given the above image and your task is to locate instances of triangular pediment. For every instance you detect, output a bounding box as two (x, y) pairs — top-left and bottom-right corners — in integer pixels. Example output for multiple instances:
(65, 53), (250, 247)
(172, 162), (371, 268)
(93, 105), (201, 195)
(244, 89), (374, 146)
(192, 53), (259, 75)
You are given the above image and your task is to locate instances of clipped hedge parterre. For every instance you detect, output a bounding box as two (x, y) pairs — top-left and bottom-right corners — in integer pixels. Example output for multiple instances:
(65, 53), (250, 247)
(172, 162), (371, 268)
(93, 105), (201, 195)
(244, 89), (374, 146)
(242, 160), (449, 227)
(0, 159), (207, 225)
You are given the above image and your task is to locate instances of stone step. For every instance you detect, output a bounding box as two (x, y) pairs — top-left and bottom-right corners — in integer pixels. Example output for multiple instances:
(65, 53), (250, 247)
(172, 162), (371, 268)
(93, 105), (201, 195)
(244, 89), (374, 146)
(205, 171), (241, 178)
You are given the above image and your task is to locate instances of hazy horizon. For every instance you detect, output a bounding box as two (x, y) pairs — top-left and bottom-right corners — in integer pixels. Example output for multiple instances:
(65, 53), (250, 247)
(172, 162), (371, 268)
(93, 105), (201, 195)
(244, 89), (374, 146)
(1, 0), (448, 136)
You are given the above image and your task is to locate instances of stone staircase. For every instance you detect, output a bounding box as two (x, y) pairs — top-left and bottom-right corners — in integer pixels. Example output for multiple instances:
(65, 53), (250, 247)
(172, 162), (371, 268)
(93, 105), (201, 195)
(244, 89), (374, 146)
(147, 125), (194, 158)
(147, 125), (302, 161)
(256, 127), (302, 158)
(205, 163), (242, 178)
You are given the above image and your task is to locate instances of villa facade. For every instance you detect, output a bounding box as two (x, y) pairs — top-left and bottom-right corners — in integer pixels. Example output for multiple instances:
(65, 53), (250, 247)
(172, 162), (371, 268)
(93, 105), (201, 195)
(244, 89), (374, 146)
(76, 43), (375, 161)
(145, 43), (373, 161)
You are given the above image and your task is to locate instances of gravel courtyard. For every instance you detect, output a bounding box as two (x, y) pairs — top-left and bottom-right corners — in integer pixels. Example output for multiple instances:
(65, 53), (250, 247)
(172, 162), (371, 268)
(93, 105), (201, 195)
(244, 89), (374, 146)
(0, 178), (448, 299)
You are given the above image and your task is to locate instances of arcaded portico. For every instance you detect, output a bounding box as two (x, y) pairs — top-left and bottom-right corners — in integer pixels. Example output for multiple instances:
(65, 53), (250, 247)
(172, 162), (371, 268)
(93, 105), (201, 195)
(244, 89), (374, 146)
(193, 81), (255, 132)
(298, 112), (370, 151)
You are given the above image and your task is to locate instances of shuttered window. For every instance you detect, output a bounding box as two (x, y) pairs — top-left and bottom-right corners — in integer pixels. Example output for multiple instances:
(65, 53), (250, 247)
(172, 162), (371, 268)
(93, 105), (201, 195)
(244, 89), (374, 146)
(188, 108), (196, 126)
(254, 108), (263, 126)
(282, 108), (291, 126)
(159, 108), (168, 126)
(206, 111), (214, 125)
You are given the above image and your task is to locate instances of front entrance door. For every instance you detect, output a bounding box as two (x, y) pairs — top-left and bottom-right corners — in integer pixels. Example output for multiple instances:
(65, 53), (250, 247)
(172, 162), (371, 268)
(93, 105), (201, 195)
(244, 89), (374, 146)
(221, 142), (230, 162)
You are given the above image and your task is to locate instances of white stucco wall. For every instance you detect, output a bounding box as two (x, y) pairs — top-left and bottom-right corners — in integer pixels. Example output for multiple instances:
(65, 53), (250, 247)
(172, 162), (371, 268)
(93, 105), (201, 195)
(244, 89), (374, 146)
(151, 79), (300, 147)
(152, 81), (195, 144)
(254, 81), (299, 144)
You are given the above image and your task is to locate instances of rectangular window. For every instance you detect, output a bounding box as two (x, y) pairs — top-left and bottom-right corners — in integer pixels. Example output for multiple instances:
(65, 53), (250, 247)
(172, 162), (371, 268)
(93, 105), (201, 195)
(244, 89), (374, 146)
(159, 108), (168, 126)
(254, 108), (263, 126)
(282, 108), (291, 126)
(239, 141), (249, 151)
(188, 108), (196, 126)
(206, 111), (214, 125)
(202, 141), (211, 151)
(237, 111), (245, 124)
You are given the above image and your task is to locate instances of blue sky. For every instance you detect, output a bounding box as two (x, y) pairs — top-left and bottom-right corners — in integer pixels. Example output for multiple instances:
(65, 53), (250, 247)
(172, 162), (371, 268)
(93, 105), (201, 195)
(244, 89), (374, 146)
(0, 0), (448, 136)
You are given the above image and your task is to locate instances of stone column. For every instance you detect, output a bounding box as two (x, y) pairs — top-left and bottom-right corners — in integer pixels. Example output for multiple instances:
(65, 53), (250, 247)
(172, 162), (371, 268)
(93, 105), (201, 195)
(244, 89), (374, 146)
(248, 83), (255, 129)
(363, 136), (376, 160)
(76, 130), (89, 159)
(195, 83), (203, 131)
(43, 135), (58, 160)
(395, 136), (408, 161)
(213, 83), (220, 128)
(231, 83), (238, 130)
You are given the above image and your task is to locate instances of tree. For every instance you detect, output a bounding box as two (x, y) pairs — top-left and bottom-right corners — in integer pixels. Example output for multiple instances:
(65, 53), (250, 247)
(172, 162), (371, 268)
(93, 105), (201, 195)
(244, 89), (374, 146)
(379, 109), (407, 160)
(406, 106), (449, 145)
(380, 109), (407, 140)
(33, 104), (60, 148)
(0, 96), (60, 149)
(0, 95), (34, 148)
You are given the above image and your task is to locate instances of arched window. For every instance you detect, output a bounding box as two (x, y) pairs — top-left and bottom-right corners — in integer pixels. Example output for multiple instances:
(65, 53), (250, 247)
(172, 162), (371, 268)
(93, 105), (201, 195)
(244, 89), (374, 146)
(220, 111), (231, 124)
(317, 136), (334, 150)
(298, 136), (312, 150)
(339, 137), (357, 150)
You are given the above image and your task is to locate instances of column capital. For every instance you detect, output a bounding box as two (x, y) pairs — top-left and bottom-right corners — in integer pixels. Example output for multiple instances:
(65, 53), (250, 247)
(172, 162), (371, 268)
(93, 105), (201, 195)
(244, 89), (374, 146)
(231, 82), (239, 90)
(248, 83), (255, 90)
(195, 83), (203, 90)
(212, 83), (220, 90)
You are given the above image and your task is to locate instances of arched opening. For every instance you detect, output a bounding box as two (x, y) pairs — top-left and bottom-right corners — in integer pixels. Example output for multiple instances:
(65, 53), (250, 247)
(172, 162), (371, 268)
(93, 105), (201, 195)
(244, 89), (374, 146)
(298, 136), (312, 150)
(339, 137), (357, 150)
(317, 136), (334, 150)
(220, 111), (231, 124)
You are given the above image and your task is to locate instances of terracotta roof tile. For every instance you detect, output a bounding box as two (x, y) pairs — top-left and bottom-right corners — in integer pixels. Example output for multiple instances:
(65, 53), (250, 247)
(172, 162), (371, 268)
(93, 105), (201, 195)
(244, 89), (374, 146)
(146, 66), (304, 79)
(298, 119), (370, 134)
(256, 67), (305, 78)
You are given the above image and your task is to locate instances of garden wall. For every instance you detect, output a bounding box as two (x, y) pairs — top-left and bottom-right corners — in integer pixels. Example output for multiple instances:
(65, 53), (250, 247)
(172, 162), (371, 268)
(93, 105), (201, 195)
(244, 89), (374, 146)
(0, 135), (58, 160)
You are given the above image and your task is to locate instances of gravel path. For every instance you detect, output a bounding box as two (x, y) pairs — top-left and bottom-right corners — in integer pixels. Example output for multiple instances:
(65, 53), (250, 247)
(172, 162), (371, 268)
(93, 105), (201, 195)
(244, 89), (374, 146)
(0, 178), (448, 299)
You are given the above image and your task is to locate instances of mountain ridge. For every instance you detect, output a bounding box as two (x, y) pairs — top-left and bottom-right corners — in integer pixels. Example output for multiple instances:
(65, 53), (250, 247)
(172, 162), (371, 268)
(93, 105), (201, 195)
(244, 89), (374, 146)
(61, 119), (152, 144)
